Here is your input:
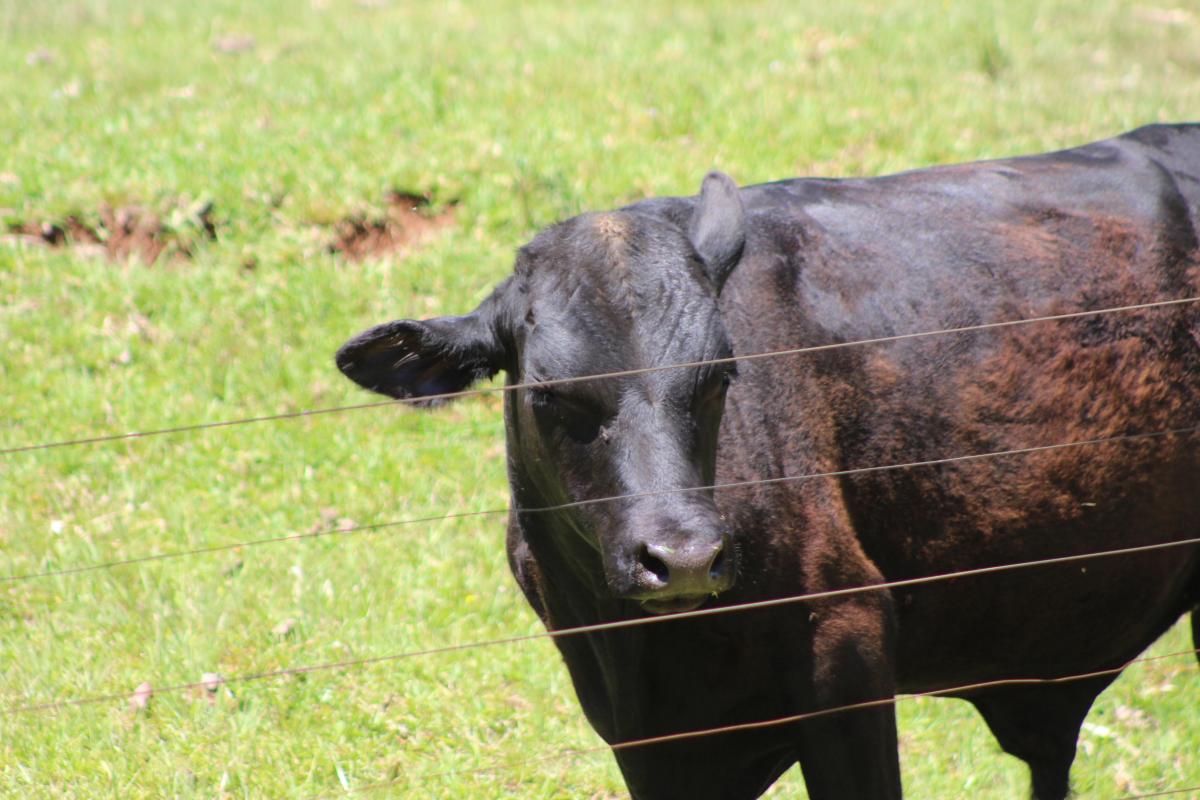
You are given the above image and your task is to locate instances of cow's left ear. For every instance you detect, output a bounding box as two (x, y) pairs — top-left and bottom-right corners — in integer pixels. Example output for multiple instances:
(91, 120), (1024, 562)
(335, 283), (510, 403)
(688, 171), (746, 293)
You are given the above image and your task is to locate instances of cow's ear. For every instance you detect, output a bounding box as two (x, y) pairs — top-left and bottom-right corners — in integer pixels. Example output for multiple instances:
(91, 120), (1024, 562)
(688, 170), (745, 293)
(335, 285), (510, 403)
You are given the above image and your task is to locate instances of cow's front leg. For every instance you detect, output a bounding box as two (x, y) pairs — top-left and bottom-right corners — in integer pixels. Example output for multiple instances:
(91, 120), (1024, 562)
(795, 594), (903, 800)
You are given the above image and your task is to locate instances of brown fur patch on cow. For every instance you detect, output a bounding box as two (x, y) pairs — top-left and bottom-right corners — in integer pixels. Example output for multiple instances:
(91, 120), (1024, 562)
(588, 212), (640, 312)
(954, 320), (1192, 527)
(942, 208), (1200, 540)
(593, 213), (632, 252)
(822, 203), (1200, 581)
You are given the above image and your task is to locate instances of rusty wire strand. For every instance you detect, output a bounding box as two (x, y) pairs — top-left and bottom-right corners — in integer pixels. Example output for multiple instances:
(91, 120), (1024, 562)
(1119, 787), (1200, 799)
(3, 295), (1196, 456)
(5, 421), (1199, 584)
(6, 529), (1200, 716)
(331, 647), (1200, 796)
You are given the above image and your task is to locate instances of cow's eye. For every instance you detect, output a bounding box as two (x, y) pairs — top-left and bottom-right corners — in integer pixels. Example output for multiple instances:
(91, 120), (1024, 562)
(530, 387), (604, 445)
(697, 365), (737, 405)
(529, 385), (557, 409)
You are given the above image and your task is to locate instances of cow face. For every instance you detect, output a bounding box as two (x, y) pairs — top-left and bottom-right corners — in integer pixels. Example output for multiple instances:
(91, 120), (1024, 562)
(336, 173), (745, 614)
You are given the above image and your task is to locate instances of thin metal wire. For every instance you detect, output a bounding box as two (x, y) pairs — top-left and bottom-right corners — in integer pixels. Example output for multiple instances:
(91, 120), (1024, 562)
(6, 529), (1199, 716)
(607, 649), (1198, 752)
(0, 506), (508, 584)
(1120, 788), (1200, 799)
(6, 421), (1198, 584)
(336, 647), (1200, 795)
(3, 295), (1196, 456)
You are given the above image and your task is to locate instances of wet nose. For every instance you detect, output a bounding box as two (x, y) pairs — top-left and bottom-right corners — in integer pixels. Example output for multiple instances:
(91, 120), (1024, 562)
(634, 535), (733, 598)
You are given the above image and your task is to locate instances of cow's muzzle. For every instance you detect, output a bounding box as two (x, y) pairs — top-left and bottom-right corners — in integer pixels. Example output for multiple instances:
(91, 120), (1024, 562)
(627, 532), (736, 615)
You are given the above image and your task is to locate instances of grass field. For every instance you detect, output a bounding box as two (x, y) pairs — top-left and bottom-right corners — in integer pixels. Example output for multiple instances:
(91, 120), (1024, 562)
(2, 1), (1200, 797)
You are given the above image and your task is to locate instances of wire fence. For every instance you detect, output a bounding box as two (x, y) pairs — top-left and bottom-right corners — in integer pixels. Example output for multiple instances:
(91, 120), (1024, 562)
(6, 531), (1199, 716)
(329, 648), (1200, 797)
(2, 294), (1196, 456)
(5, 293), (1200, 795)
(6, 421), (1199, 584)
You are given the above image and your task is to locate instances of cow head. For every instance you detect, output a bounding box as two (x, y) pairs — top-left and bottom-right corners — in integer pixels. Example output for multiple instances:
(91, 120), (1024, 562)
(336, 173), (745, 614)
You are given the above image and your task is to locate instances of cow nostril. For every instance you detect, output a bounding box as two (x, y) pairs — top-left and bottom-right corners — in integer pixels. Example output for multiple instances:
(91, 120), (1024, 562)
(708, 546), (727, 581)
(637, 546), (670, 586)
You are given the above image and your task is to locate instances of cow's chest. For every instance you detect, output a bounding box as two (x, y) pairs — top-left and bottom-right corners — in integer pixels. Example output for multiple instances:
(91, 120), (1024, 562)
(616, 612), (804, 737)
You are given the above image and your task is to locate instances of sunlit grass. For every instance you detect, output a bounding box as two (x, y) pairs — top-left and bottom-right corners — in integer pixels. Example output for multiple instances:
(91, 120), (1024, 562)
(2, 0), (1198, 796)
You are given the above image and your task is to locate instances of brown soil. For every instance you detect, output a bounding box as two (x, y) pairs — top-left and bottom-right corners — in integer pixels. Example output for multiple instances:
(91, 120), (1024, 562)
(3, 203), (217, 263)
(327, 191), (456, 262)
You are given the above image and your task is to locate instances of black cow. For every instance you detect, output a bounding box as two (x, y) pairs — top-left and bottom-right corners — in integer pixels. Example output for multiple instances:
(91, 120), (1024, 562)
(337, 124), (1200, 799)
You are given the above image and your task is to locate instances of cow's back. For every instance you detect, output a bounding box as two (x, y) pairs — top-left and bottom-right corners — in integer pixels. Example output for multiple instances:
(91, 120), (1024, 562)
(717, 124), (1200, 688)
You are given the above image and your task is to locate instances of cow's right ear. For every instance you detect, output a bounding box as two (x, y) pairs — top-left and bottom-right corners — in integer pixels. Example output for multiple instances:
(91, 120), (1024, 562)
(335, 288), (509, 403)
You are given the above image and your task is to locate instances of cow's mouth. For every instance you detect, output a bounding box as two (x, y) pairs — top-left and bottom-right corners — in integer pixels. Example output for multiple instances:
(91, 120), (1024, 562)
(639, 594), (710, 615)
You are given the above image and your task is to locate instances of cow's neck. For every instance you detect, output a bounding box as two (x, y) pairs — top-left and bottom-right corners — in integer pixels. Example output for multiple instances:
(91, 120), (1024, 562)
(509, 484), (652, 742)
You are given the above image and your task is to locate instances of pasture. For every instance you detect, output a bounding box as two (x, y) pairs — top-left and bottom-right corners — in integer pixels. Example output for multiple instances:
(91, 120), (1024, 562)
(2, 1), (1200, 797)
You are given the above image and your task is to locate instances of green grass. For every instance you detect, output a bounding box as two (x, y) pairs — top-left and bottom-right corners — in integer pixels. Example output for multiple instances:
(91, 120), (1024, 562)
(2, 0), (1199, 796)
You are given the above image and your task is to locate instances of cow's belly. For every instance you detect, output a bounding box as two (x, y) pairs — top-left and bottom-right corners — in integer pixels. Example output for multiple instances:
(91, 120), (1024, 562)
(890, 546), (1197, 692)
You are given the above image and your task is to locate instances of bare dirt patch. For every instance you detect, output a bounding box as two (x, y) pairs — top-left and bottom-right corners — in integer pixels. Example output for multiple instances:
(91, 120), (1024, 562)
(3, 203), (217, 264)
(327, 191), (456, 262)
